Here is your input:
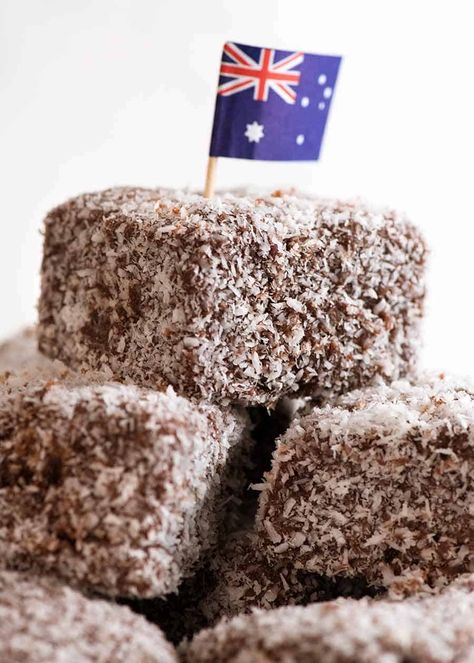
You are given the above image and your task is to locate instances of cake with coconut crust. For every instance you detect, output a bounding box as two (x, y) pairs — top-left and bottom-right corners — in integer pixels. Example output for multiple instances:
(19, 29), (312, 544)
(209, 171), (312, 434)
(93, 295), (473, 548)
(0, 570), (177, 663)
(0, 332), (251, 598)
(257, 374), (474, 596)
(38, 187), (426, 406)
(197, 529), (378, 625)
(183, 574), (474, 663)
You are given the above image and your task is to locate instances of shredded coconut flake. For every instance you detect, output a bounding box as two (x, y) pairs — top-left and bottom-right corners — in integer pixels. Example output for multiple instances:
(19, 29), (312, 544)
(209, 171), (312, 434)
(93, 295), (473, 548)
(37, 186), (426, 406)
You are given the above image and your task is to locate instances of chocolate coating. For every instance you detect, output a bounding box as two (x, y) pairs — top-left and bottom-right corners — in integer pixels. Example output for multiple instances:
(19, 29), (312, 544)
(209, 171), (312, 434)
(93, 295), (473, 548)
(258, 375), (474, 595)
(183, 575), (474, 663)
(38, 187), (426, 406)
(198, 529), (379, 625)
(0, 570), (177, 662)
(0, 331), (251, 598)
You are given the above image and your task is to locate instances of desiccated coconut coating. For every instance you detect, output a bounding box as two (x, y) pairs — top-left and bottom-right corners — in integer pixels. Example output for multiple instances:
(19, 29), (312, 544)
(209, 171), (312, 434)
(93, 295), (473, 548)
(0, 327), (56, 375)
(183, 574), (474, 663)
(198, 529), (378, 626)
(0, 570), (177, 663)
(257, 374), (474, 596)
(122, 531), (376, 647)
(199, 530), (322, 624)
(124, 530), (378, 645)
(0, 327), (101, 393)
(0, 369), (250, 598)
(38, 187), (426, 406)
(0, 327), (37, 371)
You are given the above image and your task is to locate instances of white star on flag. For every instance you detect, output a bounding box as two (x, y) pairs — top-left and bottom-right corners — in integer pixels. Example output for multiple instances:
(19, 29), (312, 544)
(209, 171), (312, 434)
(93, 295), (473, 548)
(245, 121), (264, 143)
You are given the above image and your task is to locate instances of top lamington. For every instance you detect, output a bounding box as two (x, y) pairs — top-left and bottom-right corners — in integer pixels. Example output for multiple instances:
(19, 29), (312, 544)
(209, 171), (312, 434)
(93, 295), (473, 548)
(38, 187), (426, 406)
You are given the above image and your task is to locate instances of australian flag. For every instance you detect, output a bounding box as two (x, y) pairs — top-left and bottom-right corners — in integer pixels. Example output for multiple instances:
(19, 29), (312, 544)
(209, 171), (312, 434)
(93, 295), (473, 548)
(209, 42), (342, 161)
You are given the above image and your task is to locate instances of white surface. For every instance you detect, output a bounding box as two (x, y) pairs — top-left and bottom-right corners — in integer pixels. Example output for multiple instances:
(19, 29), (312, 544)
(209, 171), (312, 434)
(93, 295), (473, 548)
(1, 0), (473, 375)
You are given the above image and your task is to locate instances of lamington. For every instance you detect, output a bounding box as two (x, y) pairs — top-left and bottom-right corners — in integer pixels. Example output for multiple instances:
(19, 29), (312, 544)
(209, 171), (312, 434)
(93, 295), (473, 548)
(0, 327), (56, 375)
(198, 529), (377, 625)
(0, 332), (251, 598)
(0, 570), (177, 663)
(38, 187), (426, 406)
(131, 529), (325, 641)
(123, 528), (378, 645)
(257, 374), (474, 595)
(182, 574), (474, 663)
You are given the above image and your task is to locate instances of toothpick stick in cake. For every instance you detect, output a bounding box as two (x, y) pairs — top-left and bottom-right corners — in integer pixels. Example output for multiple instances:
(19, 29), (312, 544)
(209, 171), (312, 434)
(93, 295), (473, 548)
(205, 42), (341, 195)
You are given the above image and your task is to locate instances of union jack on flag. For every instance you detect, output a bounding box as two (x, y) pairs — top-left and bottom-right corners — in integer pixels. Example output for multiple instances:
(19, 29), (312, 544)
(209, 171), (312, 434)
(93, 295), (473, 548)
(209, 41), (342, 161)
(218, 42), (304, 104)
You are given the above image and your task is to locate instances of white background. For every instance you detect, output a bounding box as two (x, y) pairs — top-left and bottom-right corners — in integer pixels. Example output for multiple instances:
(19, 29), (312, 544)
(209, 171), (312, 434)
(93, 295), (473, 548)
(1, 0), (473, 375)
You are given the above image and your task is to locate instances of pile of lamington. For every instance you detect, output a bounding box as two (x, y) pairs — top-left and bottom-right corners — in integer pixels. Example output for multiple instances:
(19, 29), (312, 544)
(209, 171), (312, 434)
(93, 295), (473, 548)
(0, 187), (473, 663)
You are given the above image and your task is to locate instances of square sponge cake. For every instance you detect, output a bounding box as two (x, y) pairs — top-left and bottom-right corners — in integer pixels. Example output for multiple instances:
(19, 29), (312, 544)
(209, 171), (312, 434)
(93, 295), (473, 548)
(0, 570), (177, 663)
(0, 331), (251, 599)
(38, 187), (426, 406)
(257, 374), (474, 596)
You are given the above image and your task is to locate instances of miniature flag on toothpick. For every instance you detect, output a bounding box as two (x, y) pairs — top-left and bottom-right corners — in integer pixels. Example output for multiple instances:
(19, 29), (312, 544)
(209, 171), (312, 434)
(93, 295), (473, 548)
(204, 41), (342, 196)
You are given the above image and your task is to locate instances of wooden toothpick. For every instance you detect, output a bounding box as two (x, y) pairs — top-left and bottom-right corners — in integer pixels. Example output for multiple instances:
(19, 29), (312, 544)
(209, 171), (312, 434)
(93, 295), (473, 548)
(204, 156), (218, 198)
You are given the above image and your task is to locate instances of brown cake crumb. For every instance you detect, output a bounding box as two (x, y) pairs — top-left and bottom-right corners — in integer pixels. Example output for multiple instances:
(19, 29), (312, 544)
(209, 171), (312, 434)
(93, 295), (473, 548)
(183, 574), (474, 662)
(0, 333), (251, 598)
(0, 570), (177, 662)
(257, 374), (474, 595)
(38, 187), (426, 406)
